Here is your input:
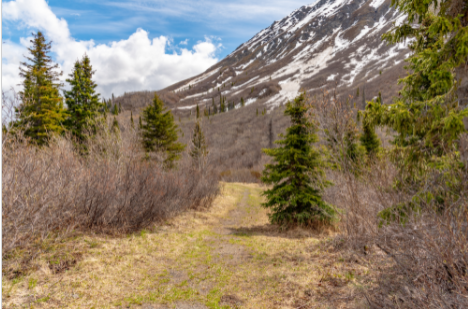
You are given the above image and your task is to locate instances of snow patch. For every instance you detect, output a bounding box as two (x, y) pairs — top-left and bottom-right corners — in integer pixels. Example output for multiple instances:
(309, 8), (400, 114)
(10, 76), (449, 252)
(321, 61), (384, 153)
(369, 0), (386, 8)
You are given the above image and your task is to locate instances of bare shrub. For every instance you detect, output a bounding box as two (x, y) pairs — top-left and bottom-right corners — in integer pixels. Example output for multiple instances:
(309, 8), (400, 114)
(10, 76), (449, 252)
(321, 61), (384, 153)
(310, 88), (468, 307)
(2, 108), (219, 257)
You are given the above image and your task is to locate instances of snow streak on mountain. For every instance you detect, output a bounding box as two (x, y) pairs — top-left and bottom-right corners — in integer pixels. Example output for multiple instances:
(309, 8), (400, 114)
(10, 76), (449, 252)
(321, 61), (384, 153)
(157, 0), (409, 111)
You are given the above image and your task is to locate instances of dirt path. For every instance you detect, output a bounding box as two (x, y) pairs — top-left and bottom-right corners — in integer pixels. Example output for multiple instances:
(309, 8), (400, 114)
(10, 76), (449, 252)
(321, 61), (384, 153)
(3, 183), (370, 309)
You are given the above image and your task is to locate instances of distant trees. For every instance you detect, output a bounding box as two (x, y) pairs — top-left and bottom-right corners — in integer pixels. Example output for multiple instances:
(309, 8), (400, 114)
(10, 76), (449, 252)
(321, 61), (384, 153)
(140, 93), (186, 167)
(261, 94), (337, 226)
(14, 31), (66, 145)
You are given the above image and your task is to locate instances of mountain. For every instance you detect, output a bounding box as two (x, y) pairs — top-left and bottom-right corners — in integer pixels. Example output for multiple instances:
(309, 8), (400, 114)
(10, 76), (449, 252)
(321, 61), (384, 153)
(118, 0), (409, 113)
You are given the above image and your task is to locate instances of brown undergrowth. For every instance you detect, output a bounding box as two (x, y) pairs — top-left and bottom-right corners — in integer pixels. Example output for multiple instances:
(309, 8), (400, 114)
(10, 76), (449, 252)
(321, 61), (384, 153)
(2, 93), (220, 281)
(313, 89), (468, 308)
(2, 182), (375, 309)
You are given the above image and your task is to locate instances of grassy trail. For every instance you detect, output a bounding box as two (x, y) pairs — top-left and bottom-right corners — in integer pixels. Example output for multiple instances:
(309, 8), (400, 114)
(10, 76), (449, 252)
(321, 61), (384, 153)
(3, 183), (369, 309)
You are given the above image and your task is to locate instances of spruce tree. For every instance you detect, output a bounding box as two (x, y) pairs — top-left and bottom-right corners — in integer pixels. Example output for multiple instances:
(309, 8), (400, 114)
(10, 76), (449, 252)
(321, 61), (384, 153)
(189, 121), (208, 169)
(131, 111), (135, 129)
(241, 97), (245, 107)
(140, 94), (186, 167)
(196, 104), (200, 119)
(15, 31), (66, 145)
(113, 104), (119, 115)
(360, 117), (380, 157)
(261, 94), (337, 226)
(268, 118), (274, 148)
(361, 87), (366, 109)
(64, 54), (102, 146)
(363, 0), (468, 178)
(112, 116), (120, 133)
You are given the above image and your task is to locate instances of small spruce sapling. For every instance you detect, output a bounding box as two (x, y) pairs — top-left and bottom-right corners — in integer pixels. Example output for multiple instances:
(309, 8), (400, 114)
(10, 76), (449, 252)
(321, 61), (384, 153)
(189, 121), (208, 170)
(140, 93), (186, 167)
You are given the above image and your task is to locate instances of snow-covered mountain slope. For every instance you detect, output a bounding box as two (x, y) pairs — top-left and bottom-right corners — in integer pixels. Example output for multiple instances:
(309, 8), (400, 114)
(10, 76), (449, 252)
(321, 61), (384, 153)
(156, 0), (409, 112)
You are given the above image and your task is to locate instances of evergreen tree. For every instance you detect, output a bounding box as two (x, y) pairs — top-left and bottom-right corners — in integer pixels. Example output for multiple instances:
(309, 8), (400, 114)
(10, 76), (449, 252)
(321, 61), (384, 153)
(15, 31), (66, 145)
(196, 104), (200, 119)
(140, 94), (186, 167)
(139, 116), (142, 129)
(256, 108), (259, 116)
(268, 118), (274, 148)
(356, 87), (360, 97)
(113, 104), (119, 115)
(241, 97), (245, 107)
(131, 111), (135, 129)
(262, 94), (337, 226)
(112, 116), (120, 133)
(64, 54), (102, 146)
(103, 101), (108, 120)
(363, 0), (468, 178)
(361, 87), (366, 109)
(360, 116), (380, 157)
(189, 121), (208, 169)
(345, 123), (364, 163)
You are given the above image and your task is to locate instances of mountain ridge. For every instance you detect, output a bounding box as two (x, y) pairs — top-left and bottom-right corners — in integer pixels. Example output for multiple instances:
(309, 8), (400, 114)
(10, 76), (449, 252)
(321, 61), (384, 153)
(117, 0), (409, 113)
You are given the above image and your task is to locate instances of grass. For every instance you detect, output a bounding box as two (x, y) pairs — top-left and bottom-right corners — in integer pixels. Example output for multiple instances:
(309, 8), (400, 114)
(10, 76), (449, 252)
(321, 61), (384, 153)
(2, 183), (373, 309)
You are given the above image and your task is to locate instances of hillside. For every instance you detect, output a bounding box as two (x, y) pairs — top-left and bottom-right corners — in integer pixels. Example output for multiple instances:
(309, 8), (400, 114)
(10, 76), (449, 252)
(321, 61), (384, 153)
(116, 0), (408, 115)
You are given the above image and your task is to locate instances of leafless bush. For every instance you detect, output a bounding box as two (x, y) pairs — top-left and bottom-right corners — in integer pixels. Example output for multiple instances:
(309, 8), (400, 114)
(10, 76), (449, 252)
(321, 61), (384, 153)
(310, 88), (468, 307)
(2, 113), (219, 256)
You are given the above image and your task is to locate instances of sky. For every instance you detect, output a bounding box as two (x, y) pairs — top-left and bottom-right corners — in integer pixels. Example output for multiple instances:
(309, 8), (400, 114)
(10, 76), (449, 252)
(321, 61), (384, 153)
(2, 0), (312, 98)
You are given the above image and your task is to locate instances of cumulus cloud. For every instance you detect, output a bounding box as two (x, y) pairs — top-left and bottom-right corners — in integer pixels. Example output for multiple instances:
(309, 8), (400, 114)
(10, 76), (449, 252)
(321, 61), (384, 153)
(2, 0), (220, 98)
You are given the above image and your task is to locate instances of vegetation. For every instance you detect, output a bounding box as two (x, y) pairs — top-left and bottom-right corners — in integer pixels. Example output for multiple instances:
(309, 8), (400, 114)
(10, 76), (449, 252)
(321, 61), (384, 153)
(64, 54), (103, 149)
(261, 94), (337, 226)
(3, 1), (468, 306)
(13, 31), (66, 145)
(140, 93), (186, 167)
(189, 121), (208, 169)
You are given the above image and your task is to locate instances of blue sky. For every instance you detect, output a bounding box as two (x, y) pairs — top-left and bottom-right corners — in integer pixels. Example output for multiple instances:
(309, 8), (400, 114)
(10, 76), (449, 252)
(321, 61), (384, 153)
(2, 0), (312, 97)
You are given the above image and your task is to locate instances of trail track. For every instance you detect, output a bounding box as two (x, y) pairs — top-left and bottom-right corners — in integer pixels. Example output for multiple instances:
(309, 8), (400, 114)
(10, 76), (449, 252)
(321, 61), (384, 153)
(3, 183), (370, 309)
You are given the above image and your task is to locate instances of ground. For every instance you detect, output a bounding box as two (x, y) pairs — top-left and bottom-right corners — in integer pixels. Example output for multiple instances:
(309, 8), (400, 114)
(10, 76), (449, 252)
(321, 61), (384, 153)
(3, 183), (372, 308)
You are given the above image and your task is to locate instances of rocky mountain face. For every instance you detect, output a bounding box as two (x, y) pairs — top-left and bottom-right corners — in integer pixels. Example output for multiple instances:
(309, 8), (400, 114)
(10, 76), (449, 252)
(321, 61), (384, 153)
(120, 0), (410, 113)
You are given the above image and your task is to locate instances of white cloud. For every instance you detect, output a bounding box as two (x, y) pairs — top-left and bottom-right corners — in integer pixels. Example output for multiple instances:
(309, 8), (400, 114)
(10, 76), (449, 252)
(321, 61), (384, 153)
(180, 39), (189, 45)
(2, 0), (220, 98)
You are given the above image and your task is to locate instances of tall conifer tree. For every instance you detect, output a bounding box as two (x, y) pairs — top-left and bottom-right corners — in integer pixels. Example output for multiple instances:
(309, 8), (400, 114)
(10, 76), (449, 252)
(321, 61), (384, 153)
(64, 54), (102, 145)
(261, 94), (337, 226)
(140, 94), (186, 167)
(15, 31), (66, 145)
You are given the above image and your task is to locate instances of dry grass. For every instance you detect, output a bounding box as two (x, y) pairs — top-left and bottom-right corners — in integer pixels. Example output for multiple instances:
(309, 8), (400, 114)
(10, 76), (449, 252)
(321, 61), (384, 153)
(2, 182), (375, 309)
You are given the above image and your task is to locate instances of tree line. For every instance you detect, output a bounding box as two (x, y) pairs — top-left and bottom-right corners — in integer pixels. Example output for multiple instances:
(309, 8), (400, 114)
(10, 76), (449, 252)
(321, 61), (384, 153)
(8, 31), (207, 168)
